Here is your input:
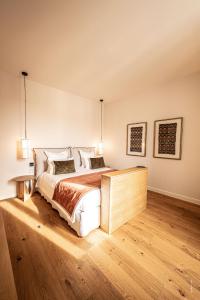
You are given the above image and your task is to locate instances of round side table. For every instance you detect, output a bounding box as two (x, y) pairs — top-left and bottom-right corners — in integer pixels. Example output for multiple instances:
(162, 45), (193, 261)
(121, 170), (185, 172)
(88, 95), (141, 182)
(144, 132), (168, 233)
(14, 175), (36, 201)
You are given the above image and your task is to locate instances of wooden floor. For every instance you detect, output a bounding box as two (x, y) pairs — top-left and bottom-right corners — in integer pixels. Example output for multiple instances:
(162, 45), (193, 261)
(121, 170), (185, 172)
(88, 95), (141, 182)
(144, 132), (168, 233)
(0, 191), (200, 300)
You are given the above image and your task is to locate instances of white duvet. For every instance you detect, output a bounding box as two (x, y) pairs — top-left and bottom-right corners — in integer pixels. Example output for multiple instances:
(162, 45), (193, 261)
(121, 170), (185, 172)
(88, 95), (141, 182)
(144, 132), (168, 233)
(37, 167), (111, 223)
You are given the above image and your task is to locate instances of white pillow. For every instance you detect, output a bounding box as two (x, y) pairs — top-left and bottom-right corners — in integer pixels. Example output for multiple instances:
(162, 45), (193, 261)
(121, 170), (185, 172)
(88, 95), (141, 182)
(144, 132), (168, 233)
(79, 150), (95, 169)
(47, 161), (55, 174)
(45, 150), (71, 174)
(45, 150), (70, 161)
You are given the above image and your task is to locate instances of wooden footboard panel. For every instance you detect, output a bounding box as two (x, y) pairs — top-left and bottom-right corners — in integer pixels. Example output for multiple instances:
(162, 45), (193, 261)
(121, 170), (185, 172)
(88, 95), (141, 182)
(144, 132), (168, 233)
(101, 167), (147, 234)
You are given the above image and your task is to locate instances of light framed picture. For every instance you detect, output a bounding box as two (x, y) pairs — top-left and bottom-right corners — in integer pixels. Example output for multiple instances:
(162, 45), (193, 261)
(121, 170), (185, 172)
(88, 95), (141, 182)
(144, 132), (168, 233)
(126, 122), (147, 157)
(153, 117), (183, 160)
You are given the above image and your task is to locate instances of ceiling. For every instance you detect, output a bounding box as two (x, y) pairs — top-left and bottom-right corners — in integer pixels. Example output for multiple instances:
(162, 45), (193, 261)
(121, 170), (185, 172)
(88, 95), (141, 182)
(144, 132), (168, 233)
(0, 0), (200, 102)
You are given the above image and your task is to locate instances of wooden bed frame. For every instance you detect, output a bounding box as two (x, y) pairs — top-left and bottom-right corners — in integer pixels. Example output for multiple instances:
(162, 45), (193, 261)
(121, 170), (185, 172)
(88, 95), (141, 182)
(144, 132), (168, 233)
(101, 167), (147, 234)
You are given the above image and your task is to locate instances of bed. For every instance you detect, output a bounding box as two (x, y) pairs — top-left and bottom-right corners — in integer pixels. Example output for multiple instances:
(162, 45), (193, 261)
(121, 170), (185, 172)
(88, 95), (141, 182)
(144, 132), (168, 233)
(33, 147), (147, 237)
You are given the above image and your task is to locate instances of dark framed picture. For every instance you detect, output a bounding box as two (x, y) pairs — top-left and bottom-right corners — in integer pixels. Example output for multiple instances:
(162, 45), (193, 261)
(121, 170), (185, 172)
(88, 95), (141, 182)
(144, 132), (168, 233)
(126, 122), (147, 156)
(153, 117), (183, 160)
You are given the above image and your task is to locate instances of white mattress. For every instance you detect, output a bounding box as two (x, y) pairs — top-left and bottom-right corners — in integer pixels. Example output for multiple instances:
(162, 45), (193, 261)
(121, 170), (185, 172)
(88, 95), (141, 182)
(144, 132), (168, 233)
(37, 167), (111, 236)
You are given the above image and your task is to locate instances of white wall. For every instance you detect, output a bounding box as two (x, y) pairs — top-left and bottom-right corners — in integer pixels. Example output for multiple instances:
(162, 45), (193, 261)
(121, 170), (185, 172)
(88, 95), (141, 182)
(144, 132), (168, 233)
(1, 69), (200, 204)
(0, 70), (99, 200)
(104, 73), (200, 204)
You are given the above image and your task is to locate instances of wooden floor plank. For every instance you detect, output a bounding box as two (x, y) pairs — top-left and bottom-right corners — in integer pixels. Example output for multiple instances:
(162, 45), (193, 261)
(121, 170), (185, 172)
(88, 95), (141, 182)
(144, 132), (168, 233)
(0, 191), (200, 300)
(0, 210), (18, 300)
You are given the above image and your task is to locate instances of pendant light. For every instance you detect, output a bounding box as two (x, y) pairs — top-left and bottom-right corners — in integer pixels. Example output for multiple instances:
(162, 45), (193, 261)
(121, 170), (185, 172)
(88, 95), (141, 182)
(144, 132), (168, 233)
(98, 99), (104, 155)
(19, 71), (31, 159)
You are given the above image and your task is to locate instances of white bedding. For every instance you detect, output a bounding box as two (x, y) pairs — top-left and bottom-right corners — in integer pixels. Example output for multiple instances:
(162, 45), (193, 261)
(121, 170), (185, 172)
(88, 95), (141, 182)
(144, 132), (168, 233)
(37, 167), (111, 236)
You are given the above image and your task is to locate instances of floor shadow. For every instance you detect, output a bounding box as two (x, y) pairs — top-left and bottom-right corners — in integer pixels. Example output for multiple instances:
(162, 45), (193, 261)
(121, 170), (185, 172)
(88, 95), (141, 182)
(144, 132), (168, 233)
(31, 192), (108, 247)
(31, 192), (77, 234)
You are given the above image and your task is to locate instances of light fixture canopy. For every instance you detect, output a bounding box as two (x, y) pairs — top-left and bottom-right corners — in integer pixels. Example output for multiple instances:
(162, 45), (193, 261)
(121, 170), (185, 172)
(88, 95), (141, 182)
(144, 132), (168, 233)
(19, 71), (31, 159)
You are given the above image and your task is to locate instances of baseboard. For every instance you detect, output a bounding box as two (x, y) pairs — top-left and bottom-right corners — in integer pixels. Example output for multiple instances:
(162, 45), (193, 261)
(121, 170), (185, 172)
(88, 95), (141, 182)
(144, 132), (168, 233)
(0, 193), (17, 201)
(148, 186), (200, 206)
(0, 193), (17, 202)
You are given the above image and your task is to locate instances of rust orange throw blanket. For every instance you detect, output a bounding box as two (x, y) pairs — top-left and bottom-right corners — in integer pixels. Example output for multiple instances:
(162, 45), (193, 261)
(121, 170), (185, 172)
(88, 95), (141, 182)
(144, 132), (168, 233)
(53, 170), (114, 217)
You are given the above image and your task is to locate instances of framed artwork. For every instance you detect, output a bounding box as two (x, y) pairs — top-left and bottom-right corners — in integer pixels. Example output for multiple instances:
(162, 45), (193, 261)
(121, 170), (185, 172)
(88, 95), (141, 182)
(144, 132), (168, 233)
(153, 117), (183, 160)
(126, 122), (147, 156)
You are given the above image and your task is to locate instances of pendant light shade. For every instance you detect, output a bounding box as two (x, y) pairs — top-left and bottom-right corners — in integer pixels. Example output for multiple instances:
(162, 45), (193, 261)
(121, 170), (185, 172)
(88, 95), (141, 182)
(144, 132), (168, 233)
(20, 138), (31, 159)
(98, 141), (104, 155)
(19, 71), (31, 159)
(98, 99), (104, 155)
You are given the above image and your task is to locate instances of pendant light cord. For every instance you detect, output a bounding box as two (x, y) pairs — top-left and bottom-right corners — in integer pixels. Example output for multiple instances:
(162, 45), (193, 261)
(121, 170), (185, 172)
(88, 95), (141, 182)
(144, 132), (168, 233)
(100, 99), (103, 142)
(23, 75), (27, 139)
(22, 71), (28, 139)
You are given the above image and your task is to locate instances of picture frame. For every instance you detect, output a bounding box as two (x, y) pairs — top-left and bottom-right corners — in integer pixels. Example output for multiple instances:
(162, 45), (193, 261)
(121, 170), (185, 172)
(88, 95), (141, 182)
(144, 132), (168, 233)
(126, 122), (147, 157)
(153, 117), (183, 160)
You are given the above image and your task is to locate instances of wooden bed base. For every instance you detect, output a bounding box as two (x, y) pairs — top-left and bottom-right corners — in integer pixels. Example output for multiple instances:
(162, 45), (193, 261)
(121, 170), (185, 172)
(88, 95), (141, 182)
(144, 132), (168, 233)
(101, 167), (147, 234)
